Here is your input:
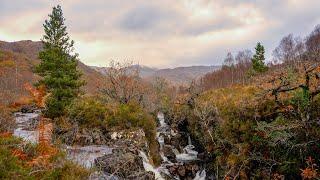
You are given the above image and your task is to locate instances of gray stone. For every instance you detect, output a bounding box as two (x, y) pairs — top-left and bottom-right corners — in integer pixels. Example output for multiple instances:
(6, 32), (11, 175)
(95, 148), (155, 179)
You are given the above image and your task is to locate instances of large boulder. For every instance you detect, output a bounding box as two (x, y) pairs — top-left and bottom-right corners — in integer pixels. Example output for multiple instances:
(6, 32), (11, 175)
(167, 163), (199, 179)
(107, 129), (147, 150)
(20, 104), (37, 113)
(127, 171), (155, 180)
(60, 128), (107, 145)
(168, 133), (188, 152)
(163, 145), (176, 162)
(95, 148), (154, 180)
(54, 118), (109, 146)
(89, 171), (119, 180)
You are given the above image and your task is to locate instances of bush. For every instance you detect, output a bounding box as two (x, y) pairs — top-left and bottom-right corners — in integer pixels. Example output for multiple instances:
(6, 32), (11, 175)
(0, 135), (90, 179)
(67, 97), (108, 128)
(0, 107), (15, 133)
(42, 161), (90, 180)
(167, 85), (320, 178)
(0, 146), (31, 179)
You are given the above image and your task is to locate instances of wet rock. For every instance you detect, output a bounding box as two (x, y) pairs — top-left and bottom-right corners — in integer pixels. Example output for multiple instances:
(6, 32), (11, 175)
(127, 171), (155, 180)
(89, 171), (119, 180)
(163, 135), (171, 145)
(170, 133), (188, 151)
(166, 163), (200, 179)
(91, 129), (107, 144)
(197, 152), (206, 160)
(20, 105), (37, 113)
(14, 111), (39, 130)
(106, 129), (147, 151)
(74, 128), (107, 145)
(56, 127), (108, 146)
(178, 166), (186, 177)
(76, 134), (93, 144)
(95, 148), (154, 180)
(163, 145), (176, 162)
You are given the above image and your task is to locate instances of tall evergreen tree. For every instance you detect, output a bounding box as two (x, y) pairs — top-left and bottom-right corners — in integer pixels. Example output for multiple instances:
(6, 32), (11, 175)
(251, 42), (268, 73)
(35, 5), (84, 118)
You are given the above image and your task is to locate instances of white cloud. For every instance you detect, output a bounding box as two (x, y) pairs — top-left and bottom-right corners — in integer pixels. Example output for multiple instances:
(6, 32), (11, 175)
(1, 0), (320, 67)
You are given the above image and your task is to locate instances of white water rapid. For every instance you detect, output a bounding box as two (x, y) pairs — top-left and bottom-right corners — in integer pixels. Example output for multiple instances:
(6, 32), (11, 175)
(13, 110), (207, 179)
(13, 110), (111, 168)
(139, 112), (207, 179)
(13, 111), (40, 143)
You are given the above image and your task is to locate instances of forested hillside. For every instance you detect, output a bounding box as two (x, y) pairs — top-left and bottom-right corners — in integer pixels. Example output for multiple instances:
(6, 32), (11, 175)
(0, 40), (105, 105)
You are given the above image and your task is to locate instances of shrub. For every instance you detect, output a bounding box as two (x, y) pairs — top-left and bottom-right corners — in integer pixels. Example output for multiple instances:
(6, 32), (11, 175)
(42, 161), (90, 180)
(67, 97), (108, 128)
(0, 107), (15, 133)
(0, 135), (90, 179)
(169, 85), (319, 178)
(0, 146), (31, 179)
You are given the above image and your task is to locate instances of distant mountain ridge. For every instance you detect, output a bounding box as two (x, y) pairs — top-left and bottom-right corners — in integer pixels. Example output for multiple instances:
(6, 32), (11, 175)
(91, 65), (220, 85)
(0, 40), (219, 91)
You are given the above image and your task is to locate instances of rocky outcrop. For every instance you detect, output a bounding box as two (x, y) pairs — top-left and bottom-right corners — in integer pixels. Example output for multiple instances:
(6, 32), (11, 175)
(20, 104), (38, 113)
(107, 129), (147, 150)
(127, 171), (155, 180)
(55, 127), (108, 146)
(163, 145), (176, 162)
(167, 163), (200, 179)
(76, 128), (107, 145)
(95, 148), (155, 180)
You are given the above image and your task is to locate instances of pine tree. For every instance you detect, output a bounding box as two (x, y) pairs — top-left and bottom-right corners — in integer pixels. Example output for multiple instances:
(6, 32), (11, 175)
(251, 42), (268, 73)
(35, 5), (84, 118)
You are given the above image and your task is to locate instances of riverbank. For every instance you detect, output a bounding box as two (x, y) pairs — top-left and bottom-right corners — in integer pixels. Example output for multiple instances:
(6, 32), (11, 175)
(11, 108), (207, 180)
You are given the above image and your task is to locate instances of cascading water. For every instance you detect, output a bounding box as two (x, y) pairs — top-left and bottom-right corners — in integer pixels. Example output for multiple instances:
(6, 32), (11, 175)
(13, 111), (40, 143)
(65, 145), (112, 168)
(139, 112), (207, 179)
(139, 151), (165, 180)
(176, 134), (199, 162)
(13, 110), (111, 168)
(194, 170), (207, 180)
(13, 110), (207, 179)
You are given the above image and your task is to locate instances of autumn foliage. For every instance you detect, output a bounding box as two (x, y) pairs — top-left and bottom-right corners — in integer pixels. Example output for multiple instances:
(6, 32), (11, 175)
(163, 25), (320, 179)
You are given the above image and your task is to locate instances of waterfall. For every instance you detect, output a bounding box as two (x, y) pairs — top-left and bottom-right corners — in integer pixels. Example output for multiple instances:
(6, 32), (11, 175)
(154, 112), (206, 180)
(13, 112), (40, 143)
(139, 151), (165, 180)
(65, 145), (112, 168)
(13, 111), (112, 168)
(188, 135), (192, 145)
(194, 170), (206, 180)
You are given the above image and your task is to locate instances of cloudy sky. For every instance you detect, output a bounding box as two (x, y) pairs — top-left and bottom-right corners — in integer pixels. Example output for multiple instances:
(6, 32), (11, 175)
(1, 0), (320, 68)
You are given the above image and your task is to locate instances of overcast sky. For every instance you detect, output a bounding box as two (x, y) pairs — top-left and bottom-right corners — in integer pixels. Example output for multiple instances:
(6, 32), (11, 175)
(1, 0), (320, 68)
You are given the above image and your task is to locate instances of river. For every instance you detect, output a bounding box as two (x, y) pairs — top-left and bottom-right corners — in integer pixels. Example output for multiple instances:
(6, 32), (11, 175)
(13, 110), (206, 179)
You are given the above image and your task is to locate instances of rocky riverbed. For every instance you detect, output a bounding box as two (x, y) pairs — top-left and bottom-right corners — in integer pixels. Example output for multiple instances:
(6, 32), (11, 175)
(13, 108), (207, 180)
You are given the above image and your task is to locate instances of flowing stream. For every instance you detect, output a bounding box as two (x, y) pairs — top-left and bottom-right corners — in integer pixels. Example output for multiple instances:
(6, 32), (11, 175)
(14, 111), (40, 143)
(13, 110), (206, 179)
(13, 111), (111, 168)
(138, 112), (206, 180)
